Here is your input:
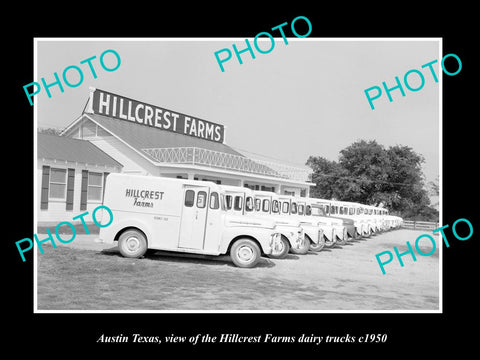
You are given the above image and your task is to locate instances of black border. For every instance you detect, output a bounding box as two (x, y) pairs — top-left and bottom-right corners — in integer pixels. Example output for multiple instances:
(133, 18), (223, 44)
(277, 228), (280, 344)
(6, 5), (477, 355)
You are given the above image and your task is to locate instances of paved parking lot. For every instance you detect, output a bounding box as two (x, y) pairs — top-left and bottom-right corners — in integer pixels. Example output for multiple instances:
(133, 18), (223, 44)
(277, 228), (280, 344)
(36, 229), (439, 311)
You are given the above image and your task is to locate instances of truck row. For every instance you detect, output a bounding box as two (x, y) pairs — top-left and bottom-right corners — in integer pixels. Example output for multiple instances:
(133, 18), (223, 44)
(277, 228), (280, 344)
(98, 174), (403, 268)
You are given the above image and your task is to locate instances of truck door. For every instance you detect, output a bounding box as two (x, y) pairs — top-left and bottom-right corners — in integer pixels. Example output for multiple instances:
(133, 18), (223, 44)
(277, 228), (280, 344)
(179, 186), (209, 249)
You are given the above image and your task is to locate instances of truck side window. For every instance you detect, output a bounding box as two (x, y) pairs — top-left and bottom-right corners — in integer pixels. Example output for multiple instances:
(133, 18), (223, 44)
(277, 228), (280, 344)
(291, 202), (297, 214)
(185, 190), (195, 207)
(225, 195), (232, 210)
(255, 198), (261, 211)
(197, 191), (207, 208)
(282, 201), (289, 214)
(262, 199), (270, 212)
(272, 200), (279, 213)
(306, 205), (312, 216)
(245, 196), (254, 212)
(209, 192), (219, 209)
(298, 204), (304, 215)
(234, 196), (243, 211)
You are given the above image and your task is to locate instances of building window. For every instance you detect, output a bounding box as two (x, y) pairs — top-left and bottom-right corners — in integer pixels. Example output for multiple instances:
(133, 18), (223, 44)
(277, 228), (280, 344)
(87, 172), (103, 201)
(49, 168), (67, 200)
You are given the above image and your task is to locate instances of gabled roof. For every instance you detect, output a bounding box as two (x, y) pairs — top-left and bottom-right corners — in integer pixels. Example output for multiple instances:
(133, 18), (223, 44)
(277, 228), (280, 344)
(37, 132), (123, 168)
(63, 113), (281, 177)
(85, 113), (244, 157)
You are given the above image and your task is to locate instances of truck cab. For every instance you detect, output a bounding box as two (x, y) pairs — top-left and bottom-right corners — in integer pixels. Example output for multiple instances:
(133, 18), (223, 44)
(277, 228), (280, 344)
(330, 200), (376, 237)
(299, 198), (352, 245)
(276, 194), (326, 252)
(98, 174), (282, 268)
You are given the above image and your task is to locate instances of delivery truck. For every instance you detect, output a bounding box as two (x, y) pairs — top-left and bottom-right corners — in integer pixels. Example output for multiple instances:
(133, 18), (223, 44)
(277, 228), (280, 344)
(97, 174), (282, 268)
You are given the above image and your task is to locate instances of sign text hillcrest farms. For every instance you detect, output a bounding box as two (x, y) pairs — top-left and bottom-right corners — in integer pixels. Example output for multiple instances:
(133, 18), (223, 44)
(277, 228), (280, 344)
(88, 88), (225, 143)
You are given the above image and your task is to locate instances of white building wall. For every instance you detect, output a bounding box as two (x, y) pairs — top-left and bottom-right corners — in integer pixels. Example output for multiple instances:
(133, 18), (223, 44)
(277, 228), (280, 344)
(37, 159), (120, 226)
(88, 136), (158, 176)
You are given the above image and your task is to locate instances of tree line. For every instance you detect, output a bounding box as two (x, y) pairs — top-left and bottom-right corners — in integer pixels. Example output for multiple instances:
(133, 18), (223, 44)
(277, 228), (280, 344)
(306, 140), (438, 221)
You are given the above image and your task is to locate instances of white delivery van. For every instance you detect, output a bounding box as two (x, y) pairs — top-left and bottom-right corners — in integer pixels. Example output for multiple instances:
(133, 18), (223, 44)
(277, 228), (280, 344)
(276, 194), (325, 252)
(330, 200), (376, 237)
(220, 185), (306, 259)
(314, 199), (368, 238)
(98, 174), (282, 268)
(253, 190), (311, 257)
(301, 198), (349, 246)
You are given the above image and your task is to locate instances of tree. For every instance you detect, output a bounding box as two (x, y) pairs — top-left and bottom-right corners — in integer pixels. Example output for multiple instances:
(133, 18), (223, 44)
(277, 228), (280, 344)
(38, 127), (62, 135)
(306, 139), (438, 220)
(305, 156), (343, 199)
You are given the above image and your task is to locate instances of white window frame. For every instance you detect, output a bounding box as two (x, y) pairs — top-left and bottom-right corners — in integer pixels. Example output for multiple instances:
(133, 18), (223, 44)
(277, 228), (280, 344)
(87, 171), (104, 202)
(48, 167), (67, 200)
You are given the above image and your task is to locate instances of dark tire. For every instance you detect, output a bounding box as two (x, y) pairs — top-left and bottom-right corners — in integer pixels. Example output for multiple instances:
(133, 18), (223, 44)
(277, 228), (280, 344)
(308, 235), (325, 252)
(336, 230), (347, 245)
(324, 234), (336, 248)
(268, 235), (290, 259)
(118, 229), (148, 258)
(290, 236), (309, 255)
(230, 238), (261, 268)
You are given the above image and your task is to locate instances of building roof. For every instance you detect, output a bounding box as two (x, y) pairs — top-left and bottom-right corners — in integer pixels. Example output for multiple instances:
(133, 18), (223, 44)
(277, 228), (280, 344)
(37, 132), (123, 168)
(74, 113), (282, 177)
(86, 113), (244, 157)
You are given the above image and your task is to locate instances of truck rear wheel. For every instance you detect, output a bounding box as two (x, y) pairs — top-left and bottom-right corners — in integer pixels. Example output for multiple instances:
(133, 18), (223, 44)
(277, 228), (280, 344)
(268, 235), (290, 259)
(230, 238), (261, 268)
(118, 229), (148, 258)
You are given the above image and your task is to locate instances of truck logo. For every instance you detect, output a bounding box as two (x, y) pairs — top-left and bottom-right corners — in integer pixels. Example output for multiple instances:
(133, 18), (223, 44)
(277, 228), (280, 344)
(125, 189), (164, 208)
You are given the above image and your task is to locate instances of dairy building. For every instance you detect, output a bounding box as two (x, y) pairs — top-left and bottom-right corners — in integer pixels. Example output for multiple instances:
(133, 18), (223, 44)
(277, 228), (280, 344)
(37, 87), (313, 223)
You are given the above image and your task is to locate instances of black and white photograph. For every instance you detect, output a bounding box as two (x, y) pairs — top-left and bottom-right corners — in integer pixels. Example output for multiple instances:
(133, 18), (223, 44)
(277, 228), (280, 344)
(5, 6), (477, 355)
(33, 38), (441, 312)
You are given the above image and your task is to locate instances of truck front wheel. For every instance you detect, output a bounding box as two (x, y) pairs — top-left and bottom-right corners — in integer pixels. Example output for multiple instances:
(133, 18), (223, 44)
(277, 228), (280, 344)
(290, 237), (309, 255)
(230, 238), (261, 268)
(268, 235), (290, 259)
(309, 235), (325, 252)
(118, 229), (148, 258)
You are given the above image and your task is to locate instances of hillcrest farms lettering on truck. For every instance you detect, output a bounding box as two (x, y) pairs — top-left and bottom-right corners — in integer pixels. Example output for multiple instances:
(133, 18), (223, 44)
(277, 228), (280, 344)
(87, 88), (225, 143)
(125, 188), (164, 208)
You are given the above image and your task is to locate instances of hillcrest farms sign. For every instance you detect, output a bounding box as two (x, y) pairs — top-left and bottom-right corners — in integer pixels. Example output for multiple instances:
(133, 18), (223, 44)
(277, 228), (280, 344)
(86, 88), (225, 143)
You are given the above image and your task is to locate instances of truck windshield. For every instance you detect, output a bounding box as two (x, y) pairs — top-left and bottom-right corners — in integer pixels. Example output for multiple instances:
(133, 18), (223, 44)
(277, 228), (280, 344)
(311, 206), (326, 216)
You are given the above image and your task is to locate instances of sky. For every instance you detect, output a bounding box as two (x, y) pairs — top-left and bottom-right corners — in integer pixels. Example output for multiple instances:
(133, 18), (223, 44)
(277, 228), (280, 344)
(35, 38), (440, 186)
